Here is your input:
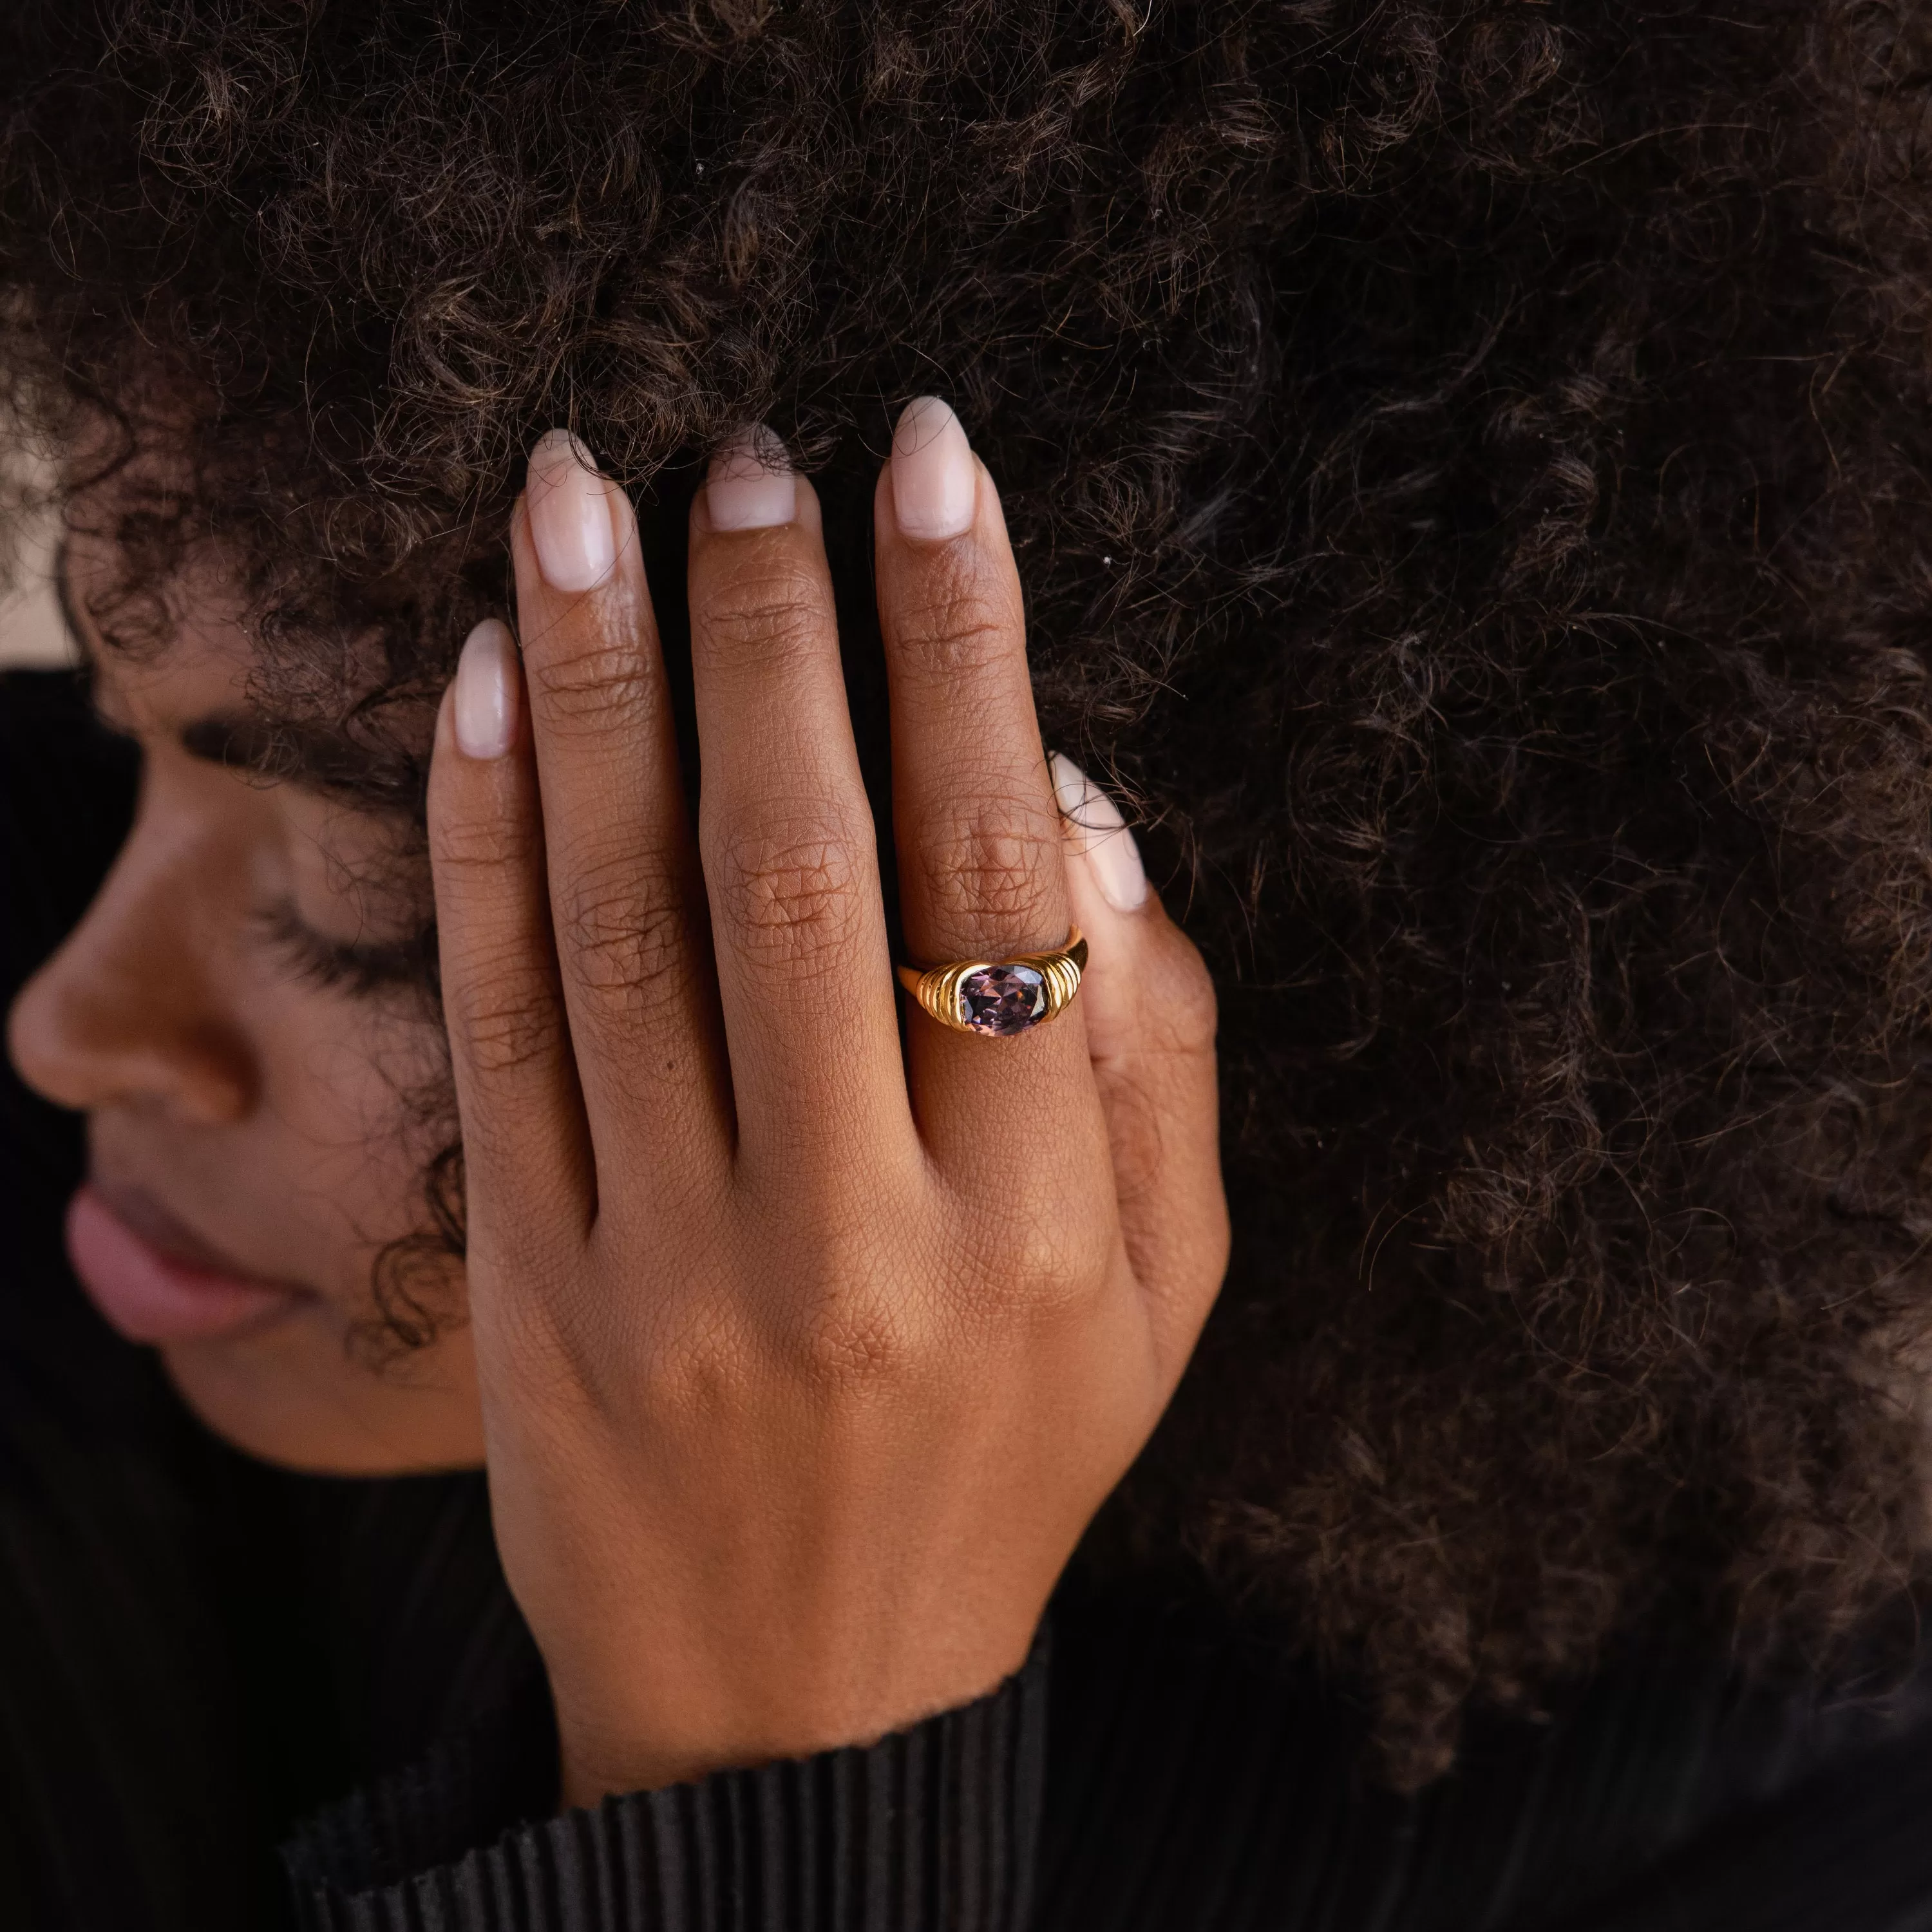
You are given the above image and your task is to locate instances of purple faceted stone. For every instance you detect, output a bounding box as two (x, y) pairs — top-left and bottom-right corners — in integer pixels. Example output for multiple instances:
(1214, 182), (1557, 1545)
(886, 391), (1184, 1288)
(958, 963), (1048, 1036)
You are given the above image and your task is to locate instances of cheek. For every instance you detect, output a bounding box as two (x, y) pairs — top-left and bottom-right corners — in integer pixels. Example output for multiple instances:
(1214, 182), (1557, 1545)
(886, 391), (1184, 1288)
(245, 978), (454, 1291)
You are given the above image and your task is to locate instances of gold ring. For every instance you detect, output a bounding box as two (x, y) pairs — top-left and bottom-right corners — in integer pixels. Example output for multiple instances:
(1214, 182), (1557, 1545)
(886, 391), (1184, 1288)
(895, 927), (1088, 1037)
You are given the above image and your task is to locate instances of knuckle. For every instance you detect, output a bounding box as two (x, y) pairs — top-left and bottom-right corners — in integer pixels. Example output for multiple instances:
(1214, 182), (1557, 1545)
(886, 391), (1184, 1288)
(450, 956), (564, 1079)
(432, 809), (541, 876)
(705, 1213), (922, 1397)
(968, 1201), (1106, 1325)
(919, 803), (1061, 936)
(714, 812), (867, 975)
(1094, 1073), (1173, 1211)
(1009, 1207), (1101, 1305)
(557, 848), (688, 1007)
(697, 567), (829, 669)
(893, 574), (1018, 676)
(527, 638), (659, 728)
(1145, 939), (1220, 1055)
(790, 1292), (905, 1390)
(778, 1243), (922, 1391)
(639, 1303), (750, 1418)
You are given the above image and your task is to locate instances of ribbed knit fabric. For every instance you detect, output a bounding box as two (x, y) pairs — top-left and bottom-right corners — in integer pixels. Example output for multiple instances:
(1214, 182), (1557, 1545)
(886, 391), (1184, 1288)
(286, 1641), (1048, 1932)
(1535, 1723), (1932, 1932)
(274, 1584), (1932, 1932)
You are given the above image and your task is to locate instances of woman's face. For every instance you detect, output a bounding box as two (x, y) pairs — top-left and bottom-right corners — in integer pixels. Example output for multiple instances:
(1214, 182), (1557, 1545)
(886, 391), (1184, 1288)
(5, 504), (485, 1473)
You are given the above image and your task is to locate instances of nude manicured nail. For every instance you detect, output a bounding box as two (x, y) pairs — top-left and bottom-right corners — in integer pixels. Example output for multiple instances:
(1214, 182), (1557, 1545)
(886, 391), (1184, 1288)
(1051, 752), (1148, 913)
(526, 429), (618, 592)
(891, 396), (977, 540)
(706, 423), (796, 531)
(453, 619), (519, 759)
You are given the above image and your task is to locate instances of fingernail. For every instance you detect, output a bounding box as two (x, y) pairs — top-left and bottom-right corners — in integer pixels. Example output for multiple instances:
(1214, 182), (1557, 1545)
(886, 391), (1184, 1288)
(526, 429), (618, 592)
(1050, 752), (1148, 912)
(453, 619), (518, 759)
(891, 396), (977, 540)
(706, 423), (796, 531)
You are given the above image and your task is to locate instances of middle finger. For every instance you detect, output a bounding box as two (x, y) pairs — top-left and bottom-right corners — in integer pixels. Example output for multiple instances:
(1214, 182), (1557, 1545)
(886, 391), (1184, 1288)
(686, 428), (911, 1180)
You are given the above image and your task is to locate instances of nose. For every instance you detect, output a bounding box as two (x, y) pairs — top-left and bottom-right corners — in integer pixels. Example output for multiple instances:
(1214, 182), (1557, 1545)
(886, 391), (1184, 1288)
(6, 813), (255, 1127)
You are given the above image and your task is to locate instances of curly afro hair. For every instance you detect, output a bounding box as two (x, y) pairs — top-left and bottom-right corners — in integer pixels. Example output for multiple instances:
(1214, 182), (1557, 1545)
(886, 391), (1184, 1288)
(7, 0), (1932, 1783)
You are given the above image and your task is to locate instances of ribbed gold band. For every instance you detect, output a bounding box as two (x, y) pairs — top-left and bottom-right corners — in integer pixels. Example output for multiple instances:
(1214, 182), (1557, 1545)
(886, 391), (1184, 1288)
(895, 927), (1088, 1036)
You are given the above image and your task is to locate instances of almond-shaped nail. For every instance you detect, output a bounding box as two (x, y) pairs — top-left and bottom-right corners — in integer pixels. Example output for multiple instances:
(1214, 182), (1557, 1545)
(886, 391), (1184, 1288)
(891, 396), (977, 540)
(526, 429), (618, 592)
(1050, 752), (1148, 913)
(706, 422), (797, 531)
(453, 619), (519, 759)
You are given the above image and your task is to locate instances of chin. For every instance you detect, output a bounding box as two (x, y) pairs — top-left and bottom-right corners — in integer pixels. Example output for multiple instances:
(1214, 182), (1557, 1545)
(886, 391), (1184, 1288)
(160, 1311), (487, 1475)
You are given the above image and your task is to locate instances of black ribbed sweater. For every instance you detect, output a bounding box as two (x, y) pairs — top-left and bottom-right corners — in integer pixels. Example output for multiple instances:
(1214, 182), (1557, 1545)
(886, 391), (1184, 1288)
(6, 666), (1932, 1932)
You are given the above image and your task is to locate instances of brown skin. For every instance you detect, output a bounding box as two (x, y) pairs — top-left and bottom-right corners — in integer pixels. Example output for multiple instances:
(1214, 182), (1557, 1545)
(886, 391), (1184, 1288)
(7, 536), (486, 1471)
(8, 422), (1229, 1798)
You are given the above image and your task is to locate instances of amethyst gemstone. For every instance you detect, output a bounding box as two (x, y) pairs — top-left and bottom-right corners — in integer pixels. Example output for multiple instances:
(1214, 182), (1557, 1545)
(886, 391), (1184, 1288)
(958, 963), (1048, 1036)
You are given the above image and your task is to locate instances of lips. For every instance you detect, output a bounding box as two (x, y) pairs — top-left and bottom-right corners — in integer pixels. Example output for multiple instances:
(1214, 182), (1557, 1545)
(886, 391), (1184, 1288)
(65, 1182), (308, 1343)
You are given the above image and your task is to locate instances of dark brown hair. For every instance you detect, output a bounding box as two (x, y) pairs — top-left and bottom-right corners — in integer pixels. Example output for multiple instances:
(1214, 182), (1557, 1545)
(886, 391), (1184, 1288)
(8, 0), (1932, 1783)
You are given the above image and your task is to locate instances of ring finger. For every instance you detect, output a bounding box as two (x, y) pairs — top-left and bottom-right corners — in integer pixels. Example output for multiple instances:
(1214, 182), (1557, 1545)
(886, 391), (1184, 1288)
(874, 399), (1109, 1176)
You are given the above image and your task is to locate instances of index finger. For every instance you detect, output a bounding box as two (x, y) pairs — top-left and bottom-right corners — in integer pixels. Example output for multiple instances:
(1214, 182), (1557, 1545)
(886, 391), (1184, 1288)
(427, 620), (592, 1256)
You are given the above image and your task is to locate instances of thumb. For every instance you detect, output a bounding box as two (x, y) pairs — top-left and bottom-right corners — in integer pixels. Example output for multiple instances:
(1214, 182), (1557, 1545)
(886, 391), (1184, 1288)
(1052, 754), (1229, 1377)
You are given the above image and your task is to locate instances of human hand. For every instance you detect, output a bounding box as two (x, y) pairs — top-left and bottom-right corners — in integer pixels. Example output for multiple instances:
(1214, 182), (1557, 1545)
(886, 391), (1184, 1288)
(427, 401), (1228, 1805)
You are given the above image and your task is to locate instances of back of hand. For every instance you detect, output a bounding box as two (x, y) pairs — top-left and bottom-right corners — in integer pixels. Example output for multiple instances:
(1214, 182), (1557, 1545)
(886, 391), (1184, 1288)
(429, 402), (1228, 1805)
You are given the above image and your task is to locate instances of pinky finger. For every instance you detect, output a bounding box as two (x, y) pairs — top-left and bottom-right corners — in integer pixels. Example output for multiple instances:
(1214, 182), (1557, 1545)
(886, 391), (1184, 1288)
(428, 619), (592, 1270)
(1052, 754), (1228, 1383)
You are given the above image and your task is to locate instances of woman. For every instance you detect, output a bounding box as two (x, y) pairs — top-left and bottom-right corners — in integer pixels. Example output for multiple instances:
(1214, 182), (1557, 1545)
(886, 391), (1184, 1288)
(3, 0), (1932, 1926)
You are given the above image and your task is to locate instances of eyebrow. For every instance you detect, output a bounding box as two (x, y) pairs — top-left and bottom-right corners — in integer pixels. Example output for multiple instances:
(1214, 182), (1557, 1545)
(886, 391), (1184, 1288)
(55, 539), (411, 804)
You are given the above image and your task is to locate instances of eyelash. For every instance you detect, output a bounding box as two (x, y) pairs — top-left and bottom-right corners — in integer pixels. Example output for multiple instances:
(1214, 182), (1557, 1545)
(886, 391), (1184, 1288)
(254, 899), (430, 998)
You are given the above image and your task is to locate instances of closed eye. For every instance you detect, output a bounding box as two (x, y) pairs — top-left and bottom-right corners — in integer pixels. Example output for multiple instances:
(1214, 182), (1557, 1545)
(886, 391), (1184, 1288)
(252, 898), (434, 999)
